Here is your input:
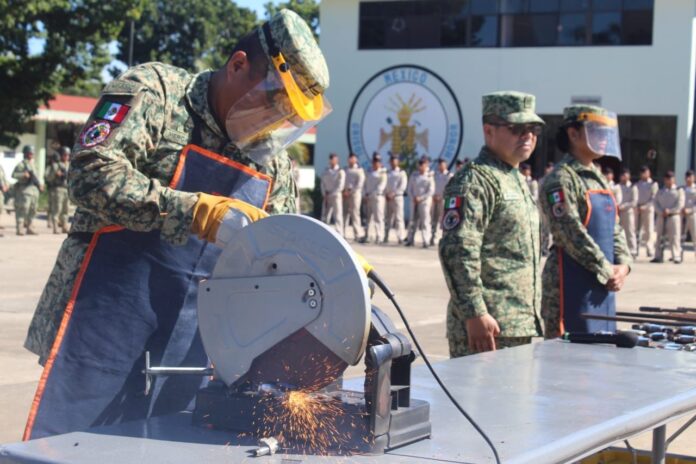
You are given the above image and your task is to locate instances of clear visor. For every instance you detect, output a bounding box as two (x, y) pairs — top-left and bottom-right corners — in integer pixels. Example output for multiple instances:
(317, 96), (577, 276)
(225, 52), (332, 152)
(581, 112), (621, 160)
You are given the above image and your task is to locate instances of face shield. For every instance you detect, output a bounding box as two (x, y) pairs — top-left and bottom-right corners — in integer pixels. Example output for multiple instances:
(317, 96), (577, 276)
(225, 52), (332, 164)
(580, 112), (621, 160)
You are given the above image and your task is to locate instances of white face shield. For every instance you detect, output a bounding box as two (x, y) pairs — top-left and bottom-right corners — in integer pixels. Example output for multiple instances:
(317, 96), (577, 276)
(225, 51), (332, 164)
(580, 111), (621, 160)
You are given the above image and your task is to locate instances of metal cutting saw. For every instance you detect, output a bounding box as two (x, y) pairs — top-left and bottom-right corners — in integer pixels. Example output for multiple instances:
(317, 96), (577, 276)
(145, 214), (431, 455)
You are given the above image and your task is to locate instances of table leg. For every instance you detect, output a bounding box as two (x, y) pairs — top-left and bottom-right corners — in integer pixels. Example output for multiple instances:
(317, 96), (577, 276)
(652, 424), (667, 464)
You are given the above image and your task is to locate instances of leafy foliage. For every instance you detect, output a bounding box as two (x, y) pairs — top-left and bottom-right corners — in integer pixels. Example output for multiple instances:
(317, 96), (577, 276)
(111, 0), (259, 73)
(0, 0), (141, 147)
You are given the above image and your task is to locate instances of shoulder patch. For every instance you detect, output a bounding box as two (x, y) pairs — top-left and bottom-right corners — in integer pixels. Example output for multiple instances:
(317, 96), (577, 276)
(442, 196), (463, 231)
(95, 100), (131, 124)
(547, 188), (565, 205)
(102, 79), (146, 95)
(552, 202), (567, 218)
(79, 121), (112, 147)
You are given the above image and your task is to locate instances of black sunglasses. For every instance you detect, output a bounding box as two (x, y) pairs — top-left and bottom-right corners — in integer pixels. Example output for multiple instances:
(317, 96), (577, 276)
(492, 123), (544, 136)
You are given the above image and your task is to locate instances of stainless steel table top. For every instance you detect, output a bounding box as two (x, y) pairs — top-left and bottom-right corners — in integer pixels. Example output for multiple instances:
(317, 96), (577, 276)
(3, 341), (696, 464)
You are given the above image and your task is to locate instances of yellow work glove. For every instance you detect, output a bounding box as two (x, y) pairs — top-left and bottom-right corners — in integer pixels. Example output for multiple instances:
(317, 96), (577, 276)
(191, 193), (268, 244)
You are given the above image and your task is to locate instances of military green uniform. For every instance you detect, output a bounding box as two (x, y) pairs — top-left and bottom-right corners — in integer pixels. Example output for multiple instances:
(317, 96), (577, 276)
(439, 146), (542, 357)
(24, 63), (299, 363)
(45, 159), (70, 233)
(540, 154), (632, 338)
(12, 159), (40, 234)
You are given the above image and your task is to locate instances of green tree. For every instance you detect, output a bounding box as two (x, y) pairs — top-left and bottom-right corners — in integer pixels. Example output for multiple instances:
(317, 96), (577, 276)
(0, 0), (142, 147)
(263, 0), (319, 39)
(112, 0), (259, 73)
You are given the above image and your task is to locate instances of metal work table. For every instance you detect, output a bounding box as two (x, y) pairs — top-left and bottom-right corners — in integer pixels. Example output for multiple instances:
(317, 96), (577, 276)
(3, 341), (696, 464)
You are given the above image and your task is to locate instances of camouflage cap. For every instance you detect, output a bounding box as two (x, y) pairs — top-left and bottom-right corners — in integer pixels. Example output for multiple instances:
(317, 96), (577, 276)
(482, 91), (544, 125)
(22, 145), (34, 154)
(258, 9), (329, 97)
(563, 105), (613, 124)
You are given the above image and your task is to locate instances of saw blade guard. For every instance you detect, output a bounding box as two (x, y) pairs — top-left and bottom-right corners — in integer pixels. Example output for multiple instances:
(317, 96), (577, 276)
(197, 214), (371, 389)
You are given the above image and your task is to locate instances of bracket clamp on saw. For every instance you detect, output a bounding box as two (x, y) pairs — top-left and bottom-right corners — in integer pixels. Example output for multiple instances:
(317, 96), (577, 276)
(144, 215), (431, 454)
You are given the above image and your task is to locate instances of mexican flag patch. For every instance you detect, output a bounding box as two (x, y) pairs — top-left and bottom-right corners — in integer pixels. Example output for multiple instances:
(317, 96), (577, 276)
(445, 196), (462, 209)
(96, 101), (130, 123)
(547, 189), (565, 205)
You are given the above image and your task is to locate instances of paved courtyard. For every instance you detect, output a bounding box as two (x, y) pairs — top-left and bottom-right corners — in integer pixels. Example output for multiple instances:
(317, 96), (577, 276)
(1, 211), (695, 457)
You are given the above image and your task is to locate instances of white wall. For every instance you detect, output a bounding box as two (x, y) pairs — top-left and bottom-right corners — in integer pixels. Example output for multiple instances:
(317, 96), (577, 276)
(316, 0), (696, 178)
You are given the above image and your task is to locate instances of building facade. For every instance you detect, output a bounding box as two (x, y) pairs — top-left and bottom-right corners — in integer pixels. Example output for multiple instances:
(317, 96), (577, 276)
(316, 0), (696, 179)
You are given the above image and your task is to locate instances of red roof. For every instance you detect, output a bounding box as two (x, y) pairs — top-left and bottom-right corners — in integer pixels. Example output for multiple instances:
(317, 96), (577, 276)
(39, 94), (98, 114)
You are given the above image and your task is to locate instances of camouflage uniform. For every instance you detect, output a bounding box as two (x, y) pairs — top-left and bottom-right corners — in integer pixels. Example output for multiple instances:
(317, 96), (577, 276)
(540, 154), (632, 338)
(12, 159), (40, 234)
(45, 159), (70, 233)
(25, 64), (300, 363)
(440, 147), (542, 357)
(440, 91), (544, 358)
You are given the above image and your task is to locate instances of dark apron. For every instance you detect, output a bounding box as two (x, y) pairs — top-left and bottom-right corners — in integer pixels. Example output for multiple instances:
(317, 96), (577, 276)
(24, 144), (271, 440)
(558, 189), (617, 334)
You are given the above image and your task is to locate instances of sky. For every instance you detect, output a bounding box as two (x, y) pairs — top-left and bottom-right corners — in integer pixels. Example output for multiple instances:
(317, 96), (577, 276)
(235, 0), (269, 17)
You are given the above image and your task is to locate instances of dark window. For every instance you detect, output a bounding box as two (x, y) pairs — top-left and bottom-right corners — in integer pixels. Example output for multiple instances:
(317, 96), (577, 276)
(500, 0), (527, 14)
(592, 12), (622, 45)
(558, 13), (587, 45)
(358, 0), (652, 49)
(623, 0), (653, 10)
(501, 14), (559, 47)
(560, 0), (589, 12)
(471, 0), (498, 14)
(471, 14), (499, 46)
(530, 0), (560, 13)
(592, 0), (620, 11)
(622, 10), (653, 45)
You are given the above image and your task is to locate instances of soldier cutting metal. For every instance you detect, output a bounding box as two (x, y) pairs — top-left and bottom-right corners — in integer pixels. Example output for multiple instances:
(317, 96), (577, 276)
(540, 105), (632, 338)
(22, 10), (331, 440)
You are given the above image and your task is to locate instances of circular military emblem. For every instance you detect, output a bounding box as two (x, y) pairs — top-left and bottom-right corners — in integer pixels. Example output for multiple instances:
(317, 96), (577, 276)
(442, 209), (461, 231)
(347, 65), (463, 170)
(80, 121), (112, 147)
(552, 202), (567, 218)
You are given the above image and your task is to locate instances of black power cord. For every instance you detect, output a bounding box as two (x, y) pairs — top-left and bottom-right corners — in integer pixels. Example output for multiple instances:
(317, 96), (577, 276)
(368, 269), (502, 464)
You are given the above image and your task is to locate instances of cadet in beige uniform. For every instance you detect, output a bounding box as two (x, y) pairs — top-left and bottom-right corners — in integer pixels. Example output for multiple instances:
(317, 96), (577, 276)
(360, 153), (387, 243)
(603, 167), (622, 206)
(431, 158), (452, 245)
(320, 153), (345, 234)
(384, 155), (407, 244)
(653, 171), (685, 264)
(406, 156), (434, 248)
(342, 153), (365, 240)
(636, 166), (658, 257)
(520, 163), (539, 200)
(683, 170), (696, 260)
(618, 168), (639, 257)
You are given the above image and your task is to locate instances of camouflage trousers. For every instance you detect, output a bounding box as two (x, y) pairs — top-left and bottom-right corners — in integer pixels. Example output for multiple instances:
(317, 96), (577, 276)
(14, 185), (39, 228)
(24, 234), (90, 364)
(541, 249), (562, 339)
(49, 187), (69, 228)
(449, 334), (532, 358)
